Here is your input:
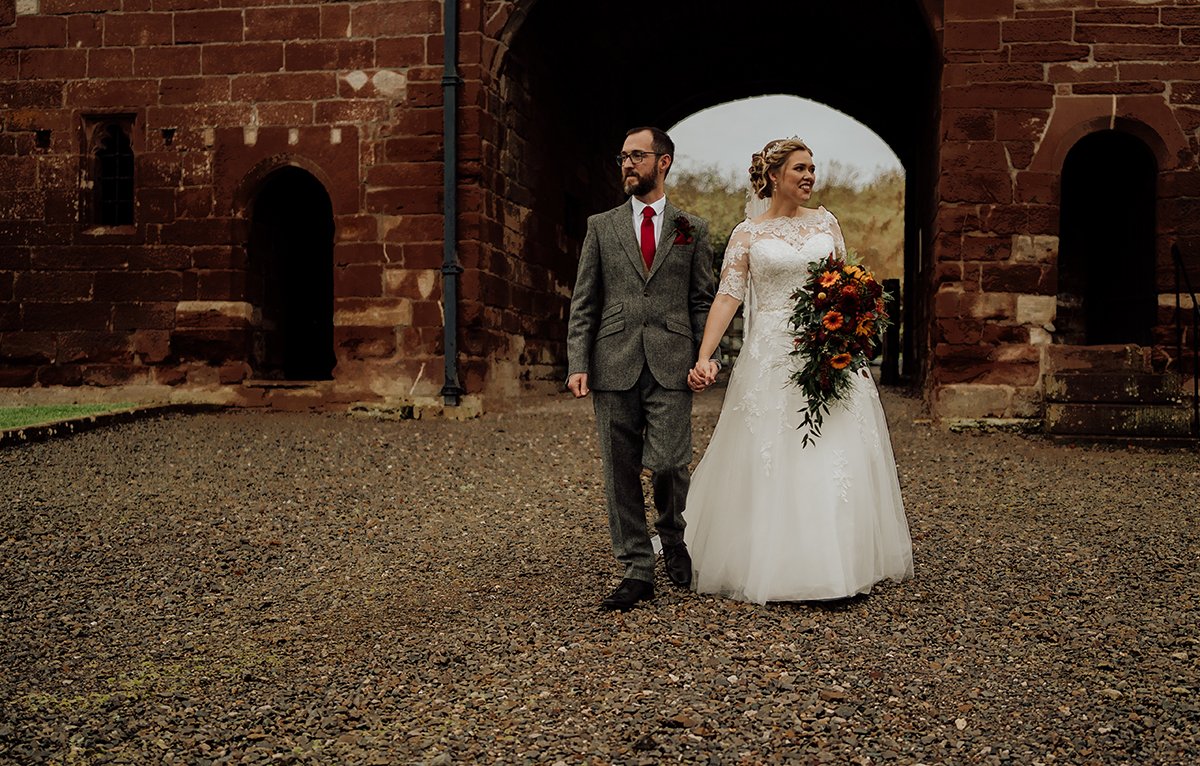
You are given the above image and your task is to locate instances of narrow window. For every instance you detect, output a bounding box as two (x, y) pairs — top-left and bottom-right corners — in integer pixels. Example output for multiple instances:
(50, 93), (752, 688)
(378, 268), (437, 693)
(93, 122), (135, 226)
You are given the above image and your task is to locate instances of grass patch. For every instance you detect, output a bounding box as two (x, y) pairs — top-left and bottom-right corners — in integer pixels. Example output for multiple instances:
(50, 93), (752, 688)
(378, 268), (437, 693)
(0, 403), (137, 429)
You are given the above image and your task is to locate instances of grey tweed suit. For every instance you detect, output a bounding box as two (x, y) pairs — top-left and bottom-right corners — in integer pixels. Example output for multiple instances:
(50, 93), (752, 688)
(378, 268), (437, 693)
(567, 199), (715, 583)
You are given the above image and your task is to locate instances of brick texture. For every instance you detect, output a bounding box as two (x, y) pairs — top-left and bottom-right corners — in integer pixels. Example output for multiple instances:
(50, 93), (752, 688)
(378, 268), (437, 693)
(1, 0), (1198, 422)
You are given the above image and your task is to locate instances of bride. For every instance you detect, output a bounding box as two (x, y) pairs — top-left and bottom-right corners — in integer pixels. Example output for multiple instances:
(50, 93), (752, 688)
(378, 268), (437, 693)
(683, 137), (913, 604)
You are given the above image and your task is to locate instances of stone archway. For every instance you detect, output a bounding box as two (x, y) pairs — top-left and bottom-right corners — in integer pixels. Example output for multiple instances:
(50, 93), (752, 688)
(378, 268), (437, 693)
(246, 166), (336, 381)
(476, 1), (942, 393)
(1056, 130), (1158, 347)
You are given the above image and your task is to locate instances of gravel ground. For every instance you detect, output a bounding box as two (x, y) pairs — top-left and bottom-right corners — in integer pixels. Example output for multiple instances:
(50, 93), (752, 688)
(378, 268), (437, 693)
(1, 386), (1198, 765)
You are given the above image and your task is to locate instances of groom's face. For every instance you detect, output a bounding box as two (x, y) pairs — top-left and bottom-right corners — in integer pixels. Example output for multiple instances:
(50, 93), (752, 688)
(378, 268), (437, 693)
(620, 131), (667, 197)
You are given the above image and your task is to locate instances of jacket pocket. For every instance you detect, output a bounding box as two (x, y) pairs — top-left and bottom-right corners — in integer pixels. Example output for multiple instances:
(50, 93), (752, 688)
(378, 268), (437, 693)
(597, 319), (625, 339)
(600, 302), (624, 321)
(664, 319), (693, 338)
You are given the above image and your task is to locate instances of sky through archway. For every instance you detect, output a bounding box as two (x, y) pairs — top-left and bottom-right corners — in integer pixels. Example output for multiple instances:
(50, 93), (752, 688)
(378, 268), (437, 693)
(669, 95), (903, 186)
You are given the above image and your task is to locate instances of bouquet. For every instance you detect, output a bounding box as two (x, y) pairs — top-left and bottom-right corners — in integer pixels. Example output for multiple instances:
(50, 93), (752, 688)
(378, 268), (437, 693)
(787, 251), (892, 447)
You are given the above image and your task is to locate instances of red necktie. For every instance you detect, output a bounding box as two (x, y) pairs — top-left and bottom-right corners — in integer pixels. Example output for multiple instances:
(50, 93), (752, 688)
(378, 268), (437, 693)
(640, 206), (656, 270)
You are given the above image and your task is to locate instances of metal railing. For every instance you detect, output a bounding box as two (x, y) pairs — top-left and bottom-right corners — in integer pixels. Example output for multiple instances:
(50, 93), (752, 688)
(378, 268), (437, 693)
(1172, 243), (1200, 438)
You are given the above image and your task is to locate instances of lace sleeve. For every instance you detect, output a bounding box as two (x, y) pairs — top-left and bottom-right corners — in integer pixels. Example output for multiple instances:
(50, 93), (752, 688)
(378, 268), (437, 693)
(717, 224), (751, 301)
(826, 208), (847, 258)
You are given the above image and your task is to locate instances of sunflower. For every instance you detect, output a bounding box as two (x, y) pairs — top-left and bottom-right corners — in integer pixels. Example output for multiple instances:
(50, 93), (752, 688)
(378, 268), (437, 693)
(822, 311), (845, 331)
(856, 318), (874, 336)
(830, 353), (853, 370)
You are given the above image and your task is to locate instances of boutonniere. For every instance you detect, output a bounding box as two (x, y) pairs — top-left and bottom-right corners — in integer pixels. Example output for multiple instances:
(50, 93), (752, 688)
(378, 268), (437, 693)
(673, 215), (695, 245)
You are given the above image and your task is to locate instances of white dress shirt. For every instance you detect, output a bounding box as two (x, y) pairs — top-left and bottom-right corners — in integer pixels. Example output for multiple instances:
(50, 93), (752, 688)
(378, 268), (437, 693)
(631, 196), (667, 250)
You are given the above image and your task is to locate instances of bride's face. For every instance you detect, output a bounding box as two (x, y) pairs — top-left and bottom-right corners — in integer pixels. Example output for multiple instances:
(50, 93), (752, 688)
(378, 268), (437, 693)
(771, 150), (816, 205)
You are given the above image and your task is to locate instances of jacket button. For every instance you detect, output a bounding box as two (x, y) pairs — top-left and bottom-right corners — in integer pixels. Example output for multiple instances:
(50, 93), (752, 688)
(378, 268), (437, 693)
(643, 290), (649, 297)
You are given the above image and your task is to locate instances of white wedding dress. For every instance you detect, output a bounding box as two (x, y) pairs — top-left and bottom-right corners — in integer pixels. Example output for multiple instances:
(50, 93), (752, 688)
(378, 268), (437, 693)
(684, 208), (913, 604)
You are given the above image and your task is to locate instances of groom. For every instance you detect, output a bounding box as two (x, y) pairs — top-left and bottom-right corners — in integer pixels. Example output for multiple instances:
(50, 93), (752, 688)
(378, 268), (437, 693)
(566, 126), (716, 611)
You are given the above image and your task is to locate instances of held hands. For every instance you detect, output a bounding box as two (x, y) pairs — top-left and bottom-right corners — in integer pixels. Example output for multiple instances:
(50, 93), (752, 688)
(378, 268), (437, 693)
(688, 359), (719, 392)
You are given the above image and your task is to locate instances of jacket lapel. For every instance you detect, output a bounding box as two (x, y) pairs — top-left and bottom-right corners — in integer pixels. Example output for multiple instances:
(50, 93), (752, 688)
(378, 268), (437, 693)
(646, 201), (680, 282)
(610, 200), (646, 278)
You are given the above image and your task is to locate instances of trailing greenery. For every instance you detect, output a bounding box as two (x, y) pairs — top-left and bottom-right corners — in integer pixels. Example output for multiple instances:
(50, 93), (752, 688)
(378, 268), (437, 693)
(669, 162), (905, 281)
(0, 403), (136, 430)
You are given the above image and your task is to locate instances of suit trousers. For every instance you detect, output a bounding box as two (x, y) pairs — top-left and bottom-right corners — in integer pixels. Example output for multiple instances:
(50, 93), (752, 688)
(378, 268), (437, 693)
(592, 363), (693, 583)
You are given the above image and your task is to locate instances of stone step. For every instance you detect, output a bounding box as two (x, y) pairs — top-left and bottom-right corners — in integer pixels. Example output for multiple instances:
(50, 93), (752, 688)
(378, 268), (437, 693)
(1044, 372), (1187, 404)
(1044, 402), (1195, 437)
(1043, 344), (1151, 375)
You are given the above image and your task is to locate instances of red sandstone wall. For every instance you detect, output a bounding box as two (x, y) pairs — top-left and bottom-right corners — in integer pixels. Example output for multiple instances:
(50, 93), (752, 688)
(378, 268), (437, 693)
(0, 1), (458, 401)
(933, 0), (1200, 420)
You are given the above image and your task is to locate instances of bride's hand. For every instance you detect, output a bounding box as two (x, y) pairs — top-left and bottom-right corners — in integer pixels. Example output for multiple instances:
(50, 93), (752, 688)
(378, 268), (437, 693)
(689, 359), (718, 390)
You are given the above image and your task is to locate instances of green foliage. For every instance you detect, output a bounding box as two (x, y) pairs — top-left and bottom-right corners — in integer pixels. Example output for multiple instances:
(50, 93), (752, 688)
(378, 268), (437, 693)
(668, 162), (905, 281)
(0, 403), (135, 429)
(666, 164), (748, 256)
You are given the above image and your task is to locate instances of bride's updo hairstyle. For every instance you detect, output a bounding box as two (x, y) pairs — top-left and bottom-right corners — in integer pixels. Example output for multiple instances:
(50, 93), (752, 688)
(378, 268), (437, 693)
(749, 137), (813, 199)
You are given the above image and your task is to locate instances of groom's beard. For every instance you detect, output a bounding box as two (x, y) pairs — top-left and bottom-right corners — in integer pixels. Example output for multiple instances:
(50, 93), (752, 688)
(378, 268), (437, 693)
(623, 170), (656, 197)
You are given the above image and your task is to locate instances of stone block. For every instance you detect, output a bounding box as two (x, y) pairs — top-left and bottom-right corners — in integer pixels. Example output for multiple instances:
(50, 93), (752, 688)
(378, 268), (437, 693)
(1002, 17), (1073, 43)
(1011, 235), (1058, 264)
(334, 264), (383, 298)
(333, 298), (413, 328)
(23, 302), (112, 332)
(244, 7), (322, 41)
(961, 292), (1017, 321)
(0, 15), (67, 49)
(943, 109), (995, 141)
(130, 330), (171, 363)
(102, 13), (172, 47)
(1045, 371), (1186, 404)
(1016, 294), (1057, 326)
(57, 331), (131, 363)
(944, 82), (1055, 109)
(0, 331), (55, 363)
(933, 383), (1014, 419)
(285, 40), (374, 71)
(1076, 24), (1180, 46)
(14, 271), (93, 302)
(945, 20), (1001, 51)
(174, 10), (244, 45)
(981, 263), (1052, 293)
(1044, 402), (1192, 437)
(230, 72), (338, 102)
(34, 364), (81, 387)
(1043, 344), (1150, 374)
(134, 45), (201, 77)
(19, 47), (87, 79)
(201, 42), (283, 75)
(1008, 42), (1090, 62)
(940, 171), (1013, 204)
(349, 1), (441, 37)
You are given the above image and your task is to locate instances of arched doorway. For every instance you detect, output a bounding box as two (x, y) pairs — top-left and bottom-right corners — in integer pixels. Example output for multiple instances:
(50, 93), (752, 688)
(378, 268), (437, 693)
(1055, 130), (1157, 346)
(246, 166), (336, 380)
(487, 0), (940, 390)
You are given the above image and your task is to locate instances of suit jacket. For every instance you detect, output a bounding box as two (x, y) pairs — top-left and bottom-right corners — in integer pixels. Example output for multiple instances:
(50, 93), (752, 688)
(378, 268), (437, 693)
(566, 199), (715, 391)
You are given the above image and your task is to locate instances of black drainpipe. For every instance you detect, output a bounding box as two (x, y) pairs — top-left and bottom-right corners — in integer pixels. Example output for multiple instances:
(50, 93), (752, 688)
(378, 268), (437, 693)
(439, 0), (464, 406)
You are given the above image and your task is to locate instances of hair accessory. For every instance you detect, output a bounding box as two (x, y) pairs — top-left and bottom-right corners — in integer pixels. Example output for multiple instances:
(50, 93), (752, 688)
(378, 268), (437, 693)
(766, 136), (805, 156)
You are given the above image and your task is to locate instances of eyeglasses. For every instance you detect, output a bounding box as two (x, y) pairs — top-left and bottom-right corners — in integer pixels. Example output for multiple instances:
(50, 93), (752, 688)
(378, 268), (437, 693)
(615, 150), (661, 166)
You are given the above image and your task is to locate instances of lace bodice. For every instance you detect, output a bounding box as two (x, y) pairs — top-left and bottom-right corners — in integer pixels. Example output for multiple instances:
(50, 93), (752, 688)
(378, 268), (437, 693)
(717, 207), (847, 313)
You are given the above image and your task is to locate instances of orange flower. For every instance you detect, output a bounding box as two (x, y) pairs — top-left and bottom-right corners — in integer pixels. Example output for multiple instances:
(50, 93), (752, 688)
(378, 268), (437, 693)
(830, 353), (853, 369)
(819, 271), (841, 288)
(822, 311), (845, 331)
(856, 319), (874, 336)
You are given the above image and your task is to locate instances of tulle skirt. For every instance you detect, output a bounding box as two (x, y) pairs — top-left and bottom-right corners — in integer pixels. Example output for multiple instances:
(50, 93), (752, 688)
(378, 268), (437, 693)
(684, 311), (913, 604)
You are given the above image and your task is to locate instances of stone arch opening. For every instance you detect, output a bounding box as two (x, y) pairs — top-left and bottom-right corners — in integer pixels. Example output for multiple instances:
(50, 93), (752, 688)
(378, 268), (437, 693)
(246, 166), (336, 380)
(484, 0), (940, 391)
(1055, 130), (1157, 346)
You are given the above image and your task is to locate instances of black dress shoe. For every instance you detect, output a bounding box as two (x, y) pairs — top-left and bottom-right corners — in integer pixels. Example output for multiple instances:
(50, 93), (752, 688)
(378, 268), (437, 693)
(600, 578), (654, 611)
(662, 543), (692, 588)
